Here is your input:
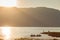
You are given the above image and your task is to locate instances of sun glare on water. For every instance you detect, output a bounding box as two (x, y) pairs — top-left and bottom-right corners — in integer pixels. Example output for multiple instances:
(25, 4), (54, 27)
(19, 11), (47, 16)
(0, 0), (16, 7)
(1, 26), (11, 40)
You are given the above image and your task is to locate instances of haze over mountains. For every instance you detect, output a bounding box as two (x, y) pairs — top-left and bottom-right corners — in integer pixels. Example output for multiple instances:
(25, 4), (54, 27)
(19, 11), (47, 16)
(0, 7), (60, 27)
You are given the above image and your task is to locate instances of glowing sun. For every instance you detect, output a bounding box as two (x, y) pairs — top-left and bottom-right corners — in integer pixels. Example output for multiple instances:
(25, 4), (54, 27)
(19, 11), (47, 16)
(0, 0), (16, 7)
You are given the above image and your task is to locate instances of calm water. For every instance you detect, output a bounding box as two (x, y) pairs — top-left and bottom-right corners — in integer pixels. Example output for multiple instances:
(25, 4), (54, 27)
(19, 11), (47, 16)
(0, 27), (60, 39)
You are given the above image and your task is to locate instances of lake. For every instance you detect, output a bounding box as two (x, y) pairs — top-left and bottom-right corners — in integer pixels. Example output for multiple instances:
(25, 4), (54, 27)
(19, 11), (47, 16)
(0, 27), (60, 39)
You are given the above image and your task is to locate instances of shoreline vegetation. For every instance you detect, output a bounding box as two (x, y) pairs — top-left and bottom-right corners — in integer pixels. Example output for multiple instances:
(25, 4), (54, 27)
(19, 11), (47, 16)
(15, 37), (58, 40)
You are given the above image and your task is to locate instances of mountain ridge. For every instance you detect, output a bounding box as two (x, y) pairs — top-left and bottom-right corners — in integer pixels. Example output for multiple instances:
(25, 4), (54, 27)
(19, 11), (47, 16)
(0, 7), (60, 27)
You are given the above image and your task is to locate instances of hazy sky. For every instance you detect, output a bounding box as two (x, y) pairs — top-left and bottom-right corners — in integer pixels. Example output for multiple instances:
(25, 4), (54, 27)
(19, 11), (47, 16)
(18, 0), (60, 10)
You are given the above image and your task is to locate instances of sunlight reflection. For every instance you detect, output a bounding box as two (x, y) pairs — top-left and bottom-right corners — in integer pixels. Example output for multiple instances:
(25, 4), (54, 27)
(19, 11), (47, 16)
(1, 25), (11, 40)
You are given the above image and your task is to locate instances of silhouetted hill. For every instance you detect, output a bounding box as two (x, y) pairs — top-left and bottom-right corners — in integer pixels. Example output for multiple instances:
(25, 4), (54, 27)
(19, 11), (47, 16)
(16, 7), (60, 27)
(0, 7), (60, 27)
